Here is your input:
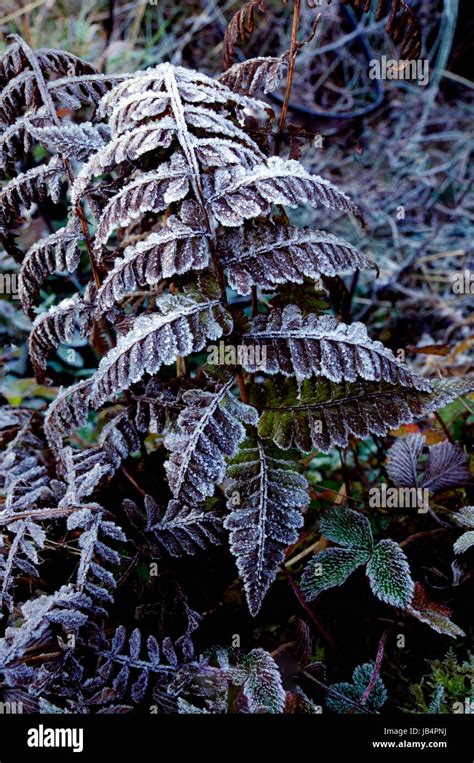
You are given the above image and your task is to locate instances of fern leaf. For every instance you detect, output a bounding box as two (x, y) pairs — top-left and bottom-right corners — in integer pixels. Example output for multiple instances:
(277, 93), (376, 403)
(207, 156), (363, 227)
(99, 63), (265, 126)
(219, 221), (376, 295)
(76, 63), (264, 216)
(366, 539), (414, 608)
(19, 216), (83, 311)
(242, 306), (429, 388)
(0, 585), (90, 669)
(29, 292), (95, 382)
(0, 156), (63, 223)
(0, 71), (38, 125)
(80, 156), (191, 249)
(96, 204), (211, 315)
(0, 43), (98, 125)
(164, 381), (258, 503)
(258, 377), (470, 453)
(67, 508), (127, 616)
(0, 41), (97, 83)
(220, 56), (288, 96)
(26, 120), (110, 161)
(91, 289), (232, 407)
(149, 497), (222, 556)
(59, 447), (114, 505)
(0, 110), (51, 171)
(222, 0), (267, 69)
(132, 377), (179, 435)
(1, 519), (46, 610)
(75, 121), (176, 189)
(96, 409), (141, 470)
(224, 440), (307, 615)
(49, 73), (126, 110)
(85, 623), (197, 705)
(341, 0), (422, 59)
(44, 379), (93, 455)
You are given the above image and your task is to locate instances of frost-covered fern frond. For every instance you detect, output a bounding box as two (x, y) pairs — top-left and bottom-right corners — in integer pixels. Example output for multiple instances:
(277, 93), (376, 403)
(73, 62), (266, 211)
(170, 646), (286, 713)
(67, 507), (127, 617)
(58, 447), (114, 506)
(91, 285), (232, 407)
(207, 156), (363, 227)
(164, 379), (258, 503)
(224, 439), (307, 615)
(242, 306), (429, 388)
(26, 121), (110, 162)
(257, 377), (460, 453)
(29, 291), (95, 383)
(85, 621), (199, 707)
(44, 379), (93, 456)
(220, 56), (288, 96)
(0, 421), (61, 610)
(0, 585), (90, 673)
(0, 156), (63, 223)
(95, 201), (211, 314)
(146, 496), (223, 557)
(18, 216), (83, 312)
(218, 221), (376, 295)
(0, 40), (97, 126)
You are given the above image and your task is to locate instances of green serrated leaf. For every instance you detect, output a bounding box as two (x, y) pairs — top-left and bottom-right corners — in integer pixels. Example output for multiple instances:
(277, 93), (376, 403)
(300, 547), (369, 601)
(320, 507), (373, 552)
(326, 662), (387, 714)
(367, 539), (414, 608)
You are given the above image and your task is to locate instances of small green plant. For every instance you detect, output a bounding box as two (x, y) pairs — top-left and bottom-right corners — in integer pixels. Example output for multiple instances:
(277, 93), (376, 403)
(404, 648), (474, 714)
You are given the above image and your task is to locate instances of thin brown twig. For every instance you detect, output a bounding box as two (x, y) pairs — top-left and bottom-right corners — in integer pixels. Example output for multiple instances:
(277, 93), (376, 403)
(120, 465), (146, 497)
(277, 0), (302, 142)
(434, 411), (455, 445)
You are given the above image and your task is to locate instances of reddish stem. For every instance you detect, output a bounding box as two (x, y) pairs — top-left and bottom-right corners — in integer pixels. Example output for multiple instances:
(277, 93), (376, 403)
(358, 629), (389, 707)
(283, 567), (335, 648)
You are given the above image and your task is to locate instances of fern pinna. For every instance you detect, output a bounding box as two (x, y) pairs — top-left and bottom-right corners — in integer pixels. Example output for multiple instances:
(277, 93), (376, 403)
(0, 34), (471, 715)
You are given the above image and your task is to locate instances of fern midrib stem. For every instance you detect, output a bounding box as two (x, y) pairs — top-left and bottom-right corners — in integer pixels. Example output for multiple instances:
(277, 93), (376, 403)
(166, 64), (228, 304)
(173, 379), (233, 497)
(256, 441), (269, 589)
(167, 64), (250, 401)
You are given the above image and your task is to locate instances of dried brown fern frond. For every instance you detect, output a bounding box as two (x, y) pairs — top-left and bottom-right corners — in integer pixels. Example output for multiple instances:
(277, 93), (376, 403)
(223, 0), (268, 70)
(341, 0), (422, 59)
